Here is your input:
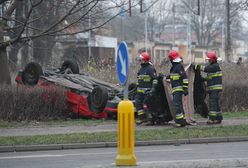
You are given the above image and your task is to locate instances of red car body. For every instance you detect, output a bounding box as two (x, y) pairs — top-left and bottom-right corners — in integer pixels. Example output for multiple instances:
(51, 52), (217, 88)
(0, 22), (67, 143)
(15, 62), (123, 119)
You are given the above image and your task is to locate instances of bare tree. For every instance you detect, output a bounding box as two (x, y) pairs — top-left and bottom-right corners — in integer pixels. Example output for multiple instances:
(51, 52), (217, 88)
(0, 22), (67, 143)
(144, 1), (171, 41)
(0, 0), (140, 85)
(180, 0), (241, 47)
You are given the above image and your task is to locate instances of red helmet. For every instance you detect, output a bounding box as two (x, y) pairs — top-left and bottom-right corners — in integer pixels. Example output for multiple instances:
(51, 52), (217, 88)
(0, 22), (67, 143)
(206, 51), (217, 62)
(168, 50), (179, 61)
(139, 52), (150, 62)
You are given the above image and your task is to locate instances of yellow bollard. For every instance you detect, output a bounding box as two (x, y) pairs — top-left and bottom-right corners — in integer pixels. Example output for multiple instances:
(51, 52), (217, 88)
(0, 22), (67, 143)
(115, 100), (137, 166)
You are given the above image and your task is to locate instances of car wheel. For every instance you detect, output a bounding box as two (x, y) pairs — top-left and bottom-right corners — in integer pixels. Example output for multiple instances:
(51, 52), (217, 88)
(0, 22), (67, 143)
(22, 62), (43, 86)
(90, 86), (108, 113)
(61, 60), (79, 74)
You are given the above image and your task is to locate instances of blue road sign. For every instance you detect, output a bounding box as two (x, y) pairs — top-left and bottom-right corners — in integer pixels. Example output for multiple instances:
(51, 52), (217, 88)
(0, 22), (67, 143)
(116, 41), (129, 86)
(119, 7), (126, 17)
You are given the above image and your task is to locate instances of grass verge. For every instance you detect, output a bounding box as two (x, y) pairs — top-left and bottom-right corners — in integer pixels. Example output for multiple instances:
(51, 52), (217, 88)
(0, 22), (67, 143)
(0, 124), (248, 146)
(193, 111), (248, 120)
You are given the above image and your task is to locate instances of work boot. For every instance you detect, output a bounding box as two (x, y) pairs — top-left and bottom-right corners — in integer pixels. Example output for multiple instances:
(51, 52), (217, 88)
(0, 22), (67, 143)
(145, 120), (155, 126)
(135, 118), (144, 125)
(174, 119), (186, 128)
(216, 115), (223, 121)
(207, 115), (222, 125)
(186, 118), (197, 126)
(206, 119), (222, 125)
(136, 110), (146, 125)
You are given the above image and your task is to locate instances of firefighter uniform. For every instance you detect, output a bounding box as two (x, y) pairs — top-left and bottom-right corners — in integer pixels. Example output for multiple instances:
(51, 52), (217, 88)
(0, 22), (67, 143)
(135, 62), (157, 124)
(169, 62), (189, 127)
(196, 62), (223, 123)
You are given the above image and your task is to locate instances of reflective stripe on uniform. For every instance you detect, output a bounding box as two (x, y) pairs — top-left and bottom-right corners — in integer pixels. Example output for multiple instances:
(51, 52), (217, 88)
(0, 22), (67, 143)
(170, 73), (180, 80)
(207, 71), (222, 80)
(137, 90), (145, 93)
(137, 87), (151, 93)
(137, 110), (145, 115)
(172, 86), (184, 93)
(176, 113), (184, 120)
(183, 79), (189, 84)
(138, 75), (151, 82)
(209, 111), (217, 116)
(183, 79), (188, 89)
(207, 84), (223, 90)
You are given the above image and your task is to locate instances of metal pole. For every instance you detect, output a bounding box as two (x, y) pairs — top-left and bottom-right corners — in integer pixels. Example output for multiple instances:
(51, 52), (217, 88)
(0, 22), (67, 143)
(172, 3), (176, 46)
(121, 16), (123, 40)
(222, 23), (224, 49)
(225, 0), (231, 62)
(187, 5), (192, 63)
(88, 10), (91, 60)
(145, 7), (147, 52)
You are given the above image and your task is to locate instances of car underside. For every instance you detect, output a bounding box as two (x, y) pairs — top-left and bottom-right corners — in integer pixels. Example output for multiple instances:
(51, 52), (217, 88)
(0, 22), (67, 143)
(15, 60), (208, 122)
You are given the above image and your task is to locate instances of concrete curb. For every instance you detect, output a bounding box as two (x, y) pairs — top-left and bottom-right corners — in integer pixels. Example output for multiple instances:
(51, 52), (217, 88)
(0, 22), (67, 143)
(1, 136), (248, 153)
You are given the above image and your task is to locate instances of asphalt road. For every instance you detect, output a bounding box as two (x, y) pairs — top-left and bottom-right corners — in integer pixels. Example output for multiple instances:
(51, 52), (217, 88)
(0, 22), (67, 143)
(0, 142), (248, 168)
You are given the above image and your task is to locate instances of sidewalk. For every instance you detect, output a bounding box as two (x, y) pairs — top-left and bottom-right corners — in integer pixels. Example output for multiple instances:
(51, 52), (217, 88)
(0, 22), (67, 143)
(0, 119), (248, 137)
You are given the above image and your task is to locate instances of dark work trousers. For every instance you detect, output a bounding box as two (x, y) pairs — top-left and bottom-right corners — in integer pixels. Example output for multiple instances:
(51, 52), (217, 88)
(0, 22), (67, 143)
(172, 91), (184, 116)
(208, 91), (221, 113)
(135, 92), (145, 112)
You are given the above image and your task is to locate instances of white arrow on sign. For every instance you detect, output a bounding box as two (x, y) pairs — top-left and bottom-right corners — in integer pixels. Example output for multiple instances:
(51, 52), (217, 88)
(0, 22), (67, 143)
(118, 50), (127, 76)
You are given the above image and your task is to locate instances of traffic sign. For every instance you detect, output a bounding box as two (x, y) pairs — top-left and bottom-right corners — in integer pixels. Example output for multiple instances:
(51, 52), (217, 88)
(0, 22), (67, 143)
(116, 41), (129, 86)
(119, 7), (126, 17)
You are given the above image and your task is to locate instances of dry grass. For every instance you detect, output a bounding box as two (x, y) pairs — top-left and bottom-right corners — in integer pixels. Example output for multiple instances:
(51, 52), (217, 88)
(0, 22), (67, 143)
(0, 86), (69, 121)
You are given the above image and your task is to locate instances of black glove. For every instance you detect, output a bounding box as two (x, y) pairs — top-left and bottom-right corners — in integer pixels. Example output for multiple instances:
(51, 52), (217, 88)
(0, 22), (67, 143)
(183, 90), (188, 96)
(158, 73), (164, 78)
(192, 64), (200, 71)
(149, 88), (156, 96)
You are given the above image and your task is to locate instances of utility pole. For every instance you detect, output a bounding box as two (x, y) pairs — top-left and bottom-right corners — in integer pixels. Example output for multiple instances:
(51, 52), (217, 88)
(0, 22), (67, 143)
(187, 3), (192, 63)
(144, 1), (148, 52)
(88, 12), (92, 61)
(225, 0), (231, 62)
(222, 23), (225, 49)
(172, 2), (176, 47)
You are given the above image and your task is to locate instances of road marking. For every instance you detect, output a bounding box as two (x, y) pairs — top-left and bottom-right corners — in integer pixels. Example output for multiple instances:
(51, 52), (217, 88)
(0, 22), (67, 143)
(0, 154), (63, 160)
(0, 148), (191, 160)
(138, 157), (248, 164)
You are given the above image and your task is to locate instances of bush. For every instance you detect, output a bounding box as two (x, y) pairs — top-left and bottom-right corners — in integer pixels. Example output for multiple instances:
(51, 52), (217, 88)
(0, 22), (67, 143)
(0, 86), (69, 121)
(221, 63), (248, 112)
(88, 62), (248, 113)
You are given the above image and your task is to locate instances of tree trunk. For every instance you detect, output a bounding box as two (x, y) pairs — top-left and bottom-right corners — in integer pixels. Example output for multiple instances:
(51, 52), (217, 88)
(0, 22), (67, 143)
(9, 1), (26, 65)
(0, 21), (11, 85)
(0, 47), (11, 85)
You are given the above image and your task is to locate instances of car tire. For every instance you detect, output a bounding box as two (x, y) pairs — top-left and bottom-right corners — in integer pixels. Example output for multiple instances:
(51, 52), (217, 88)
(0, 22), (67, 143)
(89, 86), (108, 113)
(22, 62), (43, 86)
(61, 60), (79, 74)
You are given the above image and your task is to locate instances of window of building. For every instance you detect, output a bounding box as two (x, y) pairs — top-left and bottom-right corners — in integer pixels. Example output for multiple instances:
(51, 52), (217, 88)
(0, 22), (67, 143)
(161, 50), (165, 59)
(156, 50), (160, 58)
(194, 51), (203, 58)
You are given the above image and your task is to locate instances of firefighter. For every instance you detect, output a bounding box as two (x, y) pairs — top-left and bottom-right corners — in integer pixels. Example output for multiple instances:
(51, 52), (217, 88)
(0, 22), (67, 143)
(167, 50), (188, 127)
(135, 52), (157, 125)
(192, 51), (223, 124)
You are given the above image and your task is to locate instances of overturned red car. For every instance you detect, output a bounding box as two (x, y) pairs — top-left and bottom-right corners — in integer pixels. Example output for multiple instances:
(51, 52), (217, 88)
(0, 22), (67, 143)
(15, 60), (136, 119)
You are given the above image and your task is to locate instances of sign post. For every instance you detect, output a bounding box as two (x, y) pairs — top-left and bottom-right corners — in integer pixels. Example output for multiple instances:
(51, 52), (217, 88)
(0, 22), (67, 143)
(115, 41), (137, 166)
